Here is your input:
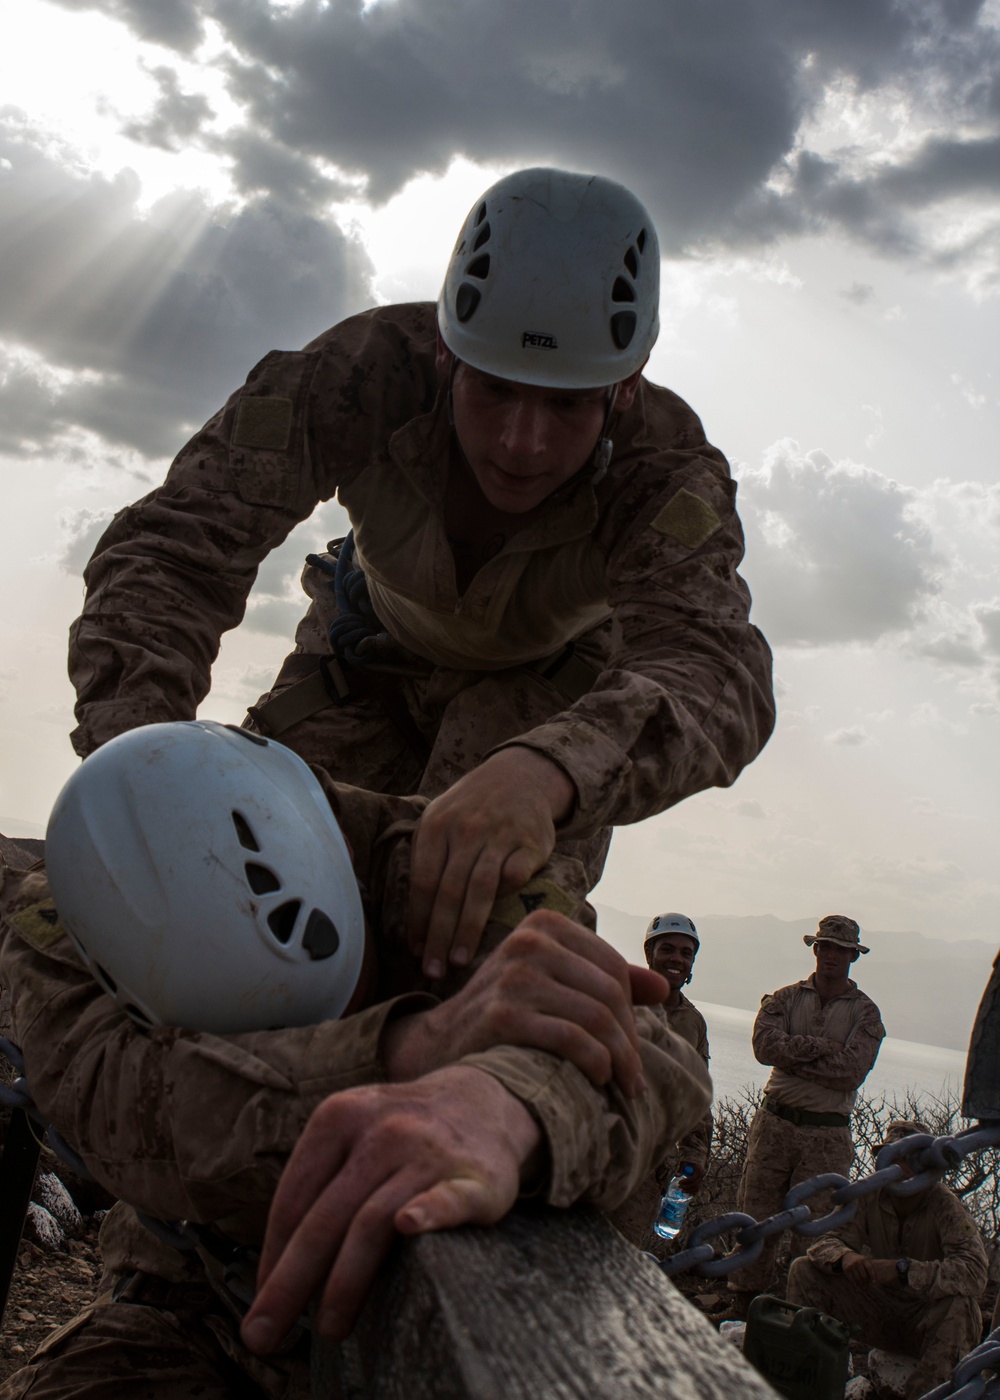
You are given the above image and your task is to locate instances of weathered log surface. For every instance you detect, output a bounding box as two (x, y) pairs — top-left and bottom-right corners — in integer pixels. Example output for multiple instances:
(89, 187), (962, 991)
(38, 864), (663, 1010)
(0, 836), (43, 872)
(314, 1203), (779, 1400)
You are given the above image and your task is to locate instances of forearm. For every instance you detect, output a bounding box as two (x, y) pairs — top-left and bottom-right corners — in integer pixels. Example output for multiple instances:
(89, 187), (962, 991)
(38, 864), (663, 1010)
(459, 1008), (713, 1212)
(496, 645), (773, 839)
(806, 1229), (862, 1271)
(676, 1108), (713, 1172)
(489, 461), (774, 838)
(1, 896), (429, 1223)
(69, 350), (322, 757)
(771, 1029), (884, 1088)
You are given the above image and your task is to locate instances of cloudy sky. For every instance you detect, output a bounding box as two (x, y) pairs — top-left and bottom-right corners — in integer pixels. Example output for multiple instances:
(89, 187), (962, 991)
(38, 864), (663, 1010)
(2, 0), (998, 951)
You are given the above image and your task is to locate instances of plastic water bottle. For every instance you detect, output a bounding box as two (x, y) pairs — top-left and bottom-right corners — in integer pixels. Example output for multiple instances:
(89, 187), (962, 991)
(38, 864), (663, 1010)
(652, 1164), (695, 1241)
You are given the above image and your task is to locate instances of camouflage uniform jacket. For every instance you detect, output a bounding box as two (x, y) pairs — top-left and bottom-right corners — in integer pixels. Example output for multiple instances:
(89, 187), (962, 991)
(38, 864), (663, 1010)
(806, 1183), (988, 1301)
(68, 303), (774, 837)
(658, 993), (712, 1180)
(0, 779), (711, 1290)
(753, 974), (885, 1115)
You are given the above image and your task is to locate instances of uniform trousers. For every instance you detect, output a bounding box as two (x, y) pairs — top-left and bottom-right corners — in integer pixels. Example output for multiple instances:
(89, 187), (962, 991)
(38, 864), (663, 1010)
(728, 1107), (853, 1296)
(787, 1256), (981, 1400)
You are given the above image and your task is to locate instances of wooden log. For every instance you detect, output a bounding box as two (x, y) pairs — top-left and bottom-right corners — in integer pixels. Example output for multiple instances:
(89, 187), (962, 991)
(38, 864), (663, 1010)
(313, 1203), (779, 1400)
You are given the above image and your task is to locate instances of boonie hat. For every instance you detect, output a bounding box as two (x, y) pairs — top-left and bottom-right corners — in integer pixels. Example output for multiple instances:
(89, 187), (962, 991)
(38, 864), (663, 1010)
(803, 914), (869, 955)
(883, 1118), (933, 1143)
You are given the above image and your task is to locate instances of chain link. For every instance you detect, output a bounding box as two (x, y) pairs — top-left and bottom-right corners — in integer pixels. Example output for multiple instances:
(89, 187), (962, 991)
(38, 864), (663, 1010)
(918, 1330), (1000, 1400)
(6, 1046), (1000, 1391)
(658, 1126), (1000, 1400)
(660, 1126), (1000, 1278)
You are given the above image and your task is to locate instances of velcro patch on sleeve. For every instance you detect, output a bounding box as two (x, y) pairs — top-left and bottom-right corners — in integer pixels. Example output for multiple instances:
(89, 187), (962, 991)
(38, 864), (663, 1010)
(10, 901), (67, 952)
(232, 396), (293, 451)
(651, 488), (721, 550)
(490, 878), (580, 931)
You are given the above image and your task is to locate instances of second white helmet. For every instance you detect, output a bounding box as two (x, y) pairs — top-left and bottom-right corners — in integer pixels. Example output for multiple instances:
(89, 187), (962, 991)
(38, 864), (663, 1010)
(45, 721), (365, 1034)
(644, 912), (700, 951)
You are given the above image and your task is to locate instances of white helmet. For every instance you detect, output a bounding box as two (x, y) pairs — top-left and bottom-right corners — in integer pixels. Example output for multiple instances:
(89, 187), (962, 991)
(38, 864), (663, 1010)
(45, 721), (365, 1034)
(644, 912), (700, 952)
(438, 167), (660, 389)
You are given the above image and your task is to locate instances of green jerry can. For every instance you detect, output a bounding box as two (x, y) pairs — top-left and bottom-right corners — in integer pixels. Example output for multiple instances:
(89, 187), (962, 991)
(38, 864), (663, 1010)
(742, 1294), (851, 1400)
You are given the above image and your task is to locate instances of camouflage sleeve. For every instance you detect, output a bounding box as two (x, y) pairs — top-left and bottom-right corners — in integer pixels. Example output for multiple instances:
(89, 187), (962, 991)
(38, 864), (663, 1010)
(460, 1007), (713, 1212)
(68, 348), (325, 758)
(781, 1012), (886, 1091)
(805, 1221), (867, 1271)
(673, 1017), (712, 1172)
(67, 304), (440, 759)
(0, 864), (433, 1226)
(907, 1195), (989, 1301)
(674, 1109), (713, 1174)
(491, 436), (775, 835)
(752, 990), (885, 1090)
(751, 987), (804, 1066)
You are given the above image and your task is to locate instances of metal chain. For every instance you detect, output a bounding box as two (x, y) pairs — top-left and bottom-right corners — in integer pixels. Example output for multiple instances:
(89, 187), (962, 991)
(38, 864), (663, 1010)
(917, 1327), (1000, 1400)
(658, 1125), (1000, 1400)
(660, 1125), (1000, 1279)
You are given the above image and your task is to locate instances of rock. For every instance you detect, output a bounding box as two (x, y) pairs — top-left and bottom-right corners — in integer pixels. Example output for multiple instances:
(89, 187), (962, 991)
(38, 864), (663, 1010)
(845, 1379), (876, 1399)
(868, 1348), (917, 1399)
(24, 1202), (65, 1253)
(719, 1320), (746, 1348)
(36, 1172), (84, 1239)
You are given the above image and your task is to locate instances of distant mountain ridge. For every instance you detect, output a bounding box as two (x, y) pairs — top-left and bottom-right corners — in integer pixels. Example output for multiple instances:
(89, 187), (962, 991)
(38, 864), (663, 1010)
(594, 904), (992, 1053)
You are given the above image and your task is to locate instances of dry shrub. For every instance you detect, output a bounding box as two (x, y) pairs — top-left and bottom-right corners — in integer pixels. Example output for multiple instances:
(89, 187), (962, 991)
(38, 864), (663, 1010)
(686, 1088), (1000, 1247)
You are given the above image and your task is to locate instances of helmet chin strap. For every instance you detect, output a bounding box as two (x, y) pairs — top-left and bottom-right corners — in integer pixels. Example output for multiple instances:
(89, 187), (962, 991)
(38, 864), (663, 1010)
(590, 383), (620, 484)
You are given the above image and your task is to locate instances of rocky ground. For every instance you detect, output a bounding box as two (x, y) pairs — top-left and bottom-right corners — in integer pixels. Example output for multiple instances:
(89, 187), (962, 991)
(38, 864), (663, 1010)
(0, 1224), (103, 1384)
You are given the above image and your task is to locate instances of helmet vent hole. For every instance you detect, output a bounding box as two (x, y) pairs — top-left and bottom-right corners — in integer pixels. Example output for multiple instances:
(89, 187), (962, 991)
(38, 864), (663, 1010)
(611, 311), (637, 349)
(95, 963), (117, 996)
(456, 283), (481, 323)
(232, 812), (260, 852)
(246, 863), (281, 895)
(472, 223), (491, 252)
(303, 909), (341, 961)
(466, 254), (490, 280)
(636, 228), (647, 252)
(474, 201), (487, 226)
(624, 246), (639, 278)
(612, 276), (635, 304)
(268, 900), (301, 945)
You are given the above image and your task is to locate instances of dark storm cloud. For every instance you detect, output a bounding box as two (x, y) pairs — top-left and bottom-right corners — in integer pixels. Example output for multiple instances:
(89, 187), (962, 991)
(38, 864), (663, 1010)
(0, 112), (373, 458)
(121, 66), (214, 152)
(59, 0), (998, 258)
(206, 0), (805, 248)
(49, 0), (205, 52)
(7, 0), (1000, 461)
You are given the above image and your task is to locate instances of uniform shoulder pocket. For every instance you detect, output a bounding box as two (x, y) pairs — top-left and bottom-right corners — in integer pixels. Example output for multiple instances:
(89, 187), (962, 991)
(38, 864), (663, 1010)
(228, 349), (319, 508)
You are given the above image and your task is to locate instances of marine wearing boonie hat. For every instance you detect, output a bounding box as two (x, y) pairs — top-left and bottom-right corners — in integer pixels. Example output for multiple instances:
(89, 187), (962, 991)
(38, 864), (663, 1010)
(803, 914), (869, 956)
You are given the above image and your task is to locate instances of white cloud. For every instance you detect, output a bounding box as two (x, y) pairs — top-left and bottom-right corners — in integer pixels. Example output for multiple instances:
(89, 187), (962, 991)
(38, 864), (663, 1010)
(737, 441), (941, 646)
(826, 725), (872, 747)
(58, 508), (117, 577)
